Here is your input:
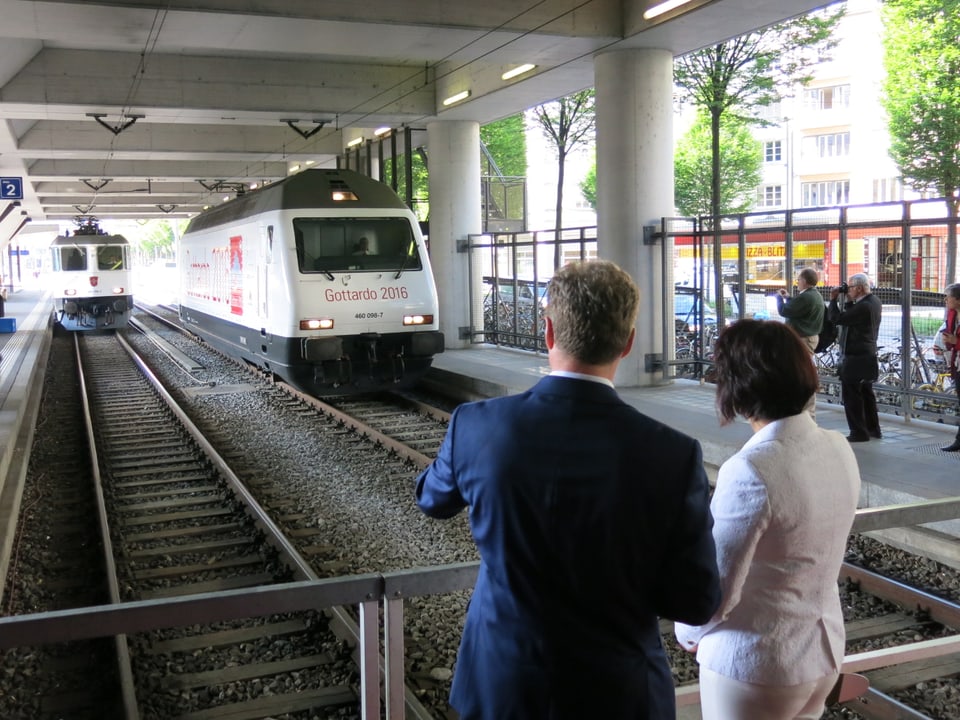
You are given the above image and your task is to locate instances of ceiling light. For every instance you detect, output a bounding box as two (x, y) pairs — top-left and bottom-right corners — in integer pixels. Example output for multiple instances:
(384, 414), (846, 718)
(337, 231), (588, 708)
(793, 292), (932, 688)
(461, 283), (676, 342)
(347, 137), (364, 148)
(501, 64), (536, 81)
(443, 90), (471, 106)
(289, 164), (301, 173)
(305, 160), (315, 166)
(374, 127), (391, 136)
(643, 0), (697, 20)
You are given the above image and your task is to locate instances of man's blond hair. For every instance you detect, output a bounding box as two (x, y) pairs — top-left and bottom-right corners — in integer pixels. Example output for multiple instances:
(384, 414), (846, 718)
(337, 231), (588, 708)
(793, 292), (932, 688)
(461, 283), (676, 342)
(546, 260), (639, 365)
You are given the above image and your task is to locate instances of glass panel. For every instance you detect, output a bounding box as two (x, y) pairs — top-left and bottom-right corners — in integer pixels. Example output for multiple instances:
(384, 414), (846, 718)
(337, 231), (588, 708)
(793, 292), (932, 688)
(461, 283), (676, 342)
(293, 217), (422, 274)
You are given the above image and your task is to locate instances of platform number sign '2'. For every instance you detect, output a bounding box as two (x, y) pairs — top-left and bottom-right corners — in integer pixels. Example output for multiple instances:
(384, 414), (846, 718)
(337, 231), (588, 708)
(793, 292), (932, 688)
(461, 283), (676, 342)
(1, 178), (24, 200)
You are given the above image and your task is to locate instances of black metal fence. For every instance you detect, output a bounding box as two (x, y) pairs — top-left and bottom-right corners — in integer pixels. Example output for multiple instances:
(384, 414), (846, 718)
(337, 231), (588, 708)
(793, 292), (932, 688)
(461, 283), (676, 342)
(466, 198), (958, 424)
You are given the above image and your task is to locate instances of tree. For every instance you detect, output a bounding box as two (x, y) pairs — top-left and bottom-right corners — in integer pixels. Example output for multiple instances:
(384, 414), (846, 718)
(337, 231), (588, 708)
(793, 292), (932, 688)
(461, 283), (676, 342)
(481, 115), (528, 231)
(531, 89), (596, 265)
(673, 7), (844, 221)
(128, 219), (183, 263)
(673, 5), (843, 323)
(881, 0), (960, 283)
(579, 157), (596, 211)
(481, 114), (527, 177)
(675, 112), (763, 217)
(384, 151), (429, 221)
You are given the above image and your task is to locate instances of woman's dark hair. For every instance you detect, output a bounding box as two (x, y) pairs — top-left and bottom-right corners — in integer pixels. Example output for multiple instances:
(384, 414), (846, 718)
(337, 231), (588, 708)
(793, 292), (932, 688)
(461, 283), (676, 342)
(713, 319), (819, 425)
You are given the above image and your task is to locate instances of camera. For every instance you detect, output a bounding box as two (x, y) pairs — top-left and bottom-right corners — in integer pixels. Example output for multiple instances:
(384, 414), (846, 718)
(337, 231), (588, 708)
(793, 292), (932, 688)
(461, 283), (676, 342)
(838, 282), (849, 294)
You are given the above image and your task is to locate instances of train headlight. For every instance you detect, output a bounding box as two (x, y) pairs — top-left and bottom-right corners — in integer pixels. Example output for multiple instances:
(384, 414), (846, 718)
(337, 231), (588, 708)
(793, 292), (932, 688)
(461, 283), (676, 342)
(403, 314), (433, 326)
(300, 318), (334, 330)
(64, 289), (77, 296)
(111, 286), (125, 294)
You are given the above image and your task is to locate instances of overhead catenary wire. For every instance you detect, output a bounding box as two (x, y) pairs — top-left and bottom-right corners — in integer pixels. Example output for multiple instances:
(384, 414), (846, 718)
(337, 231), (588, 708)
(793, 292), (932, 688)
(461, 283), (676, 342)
(87, 6), (170, 212)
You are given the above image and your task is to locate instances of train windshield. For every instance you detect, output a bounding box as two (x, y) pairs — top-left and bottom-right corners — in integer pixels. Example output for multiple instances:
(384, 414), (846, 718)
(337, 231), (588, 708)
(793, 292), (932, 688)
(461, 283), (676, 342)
(294, 217), (423, 275)
(55, 247), (88, 271)
(97, 245), (127, 271)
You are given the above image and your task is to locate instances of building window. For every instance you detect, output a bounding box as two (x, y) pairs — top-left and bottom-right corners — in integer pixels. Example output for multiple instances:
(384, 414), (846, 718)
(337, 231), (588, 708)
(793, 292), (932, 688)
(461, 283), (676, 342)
(764, 141), (782, 162)
(757, 185), (783, 207)
(757, 102), (783, 121)
(801, 180), (850, 208)
(803, 84), (851, 110)
(803, 132), (850, 158)
(872, 177), (904, 203)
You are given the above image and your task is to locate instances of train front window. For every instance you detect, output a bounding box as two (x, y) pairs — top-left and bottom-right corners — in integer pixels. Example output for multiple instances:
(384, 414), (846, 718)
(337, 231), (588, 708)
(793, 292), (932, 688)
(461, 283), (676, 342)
(58, 247), (88, 271)
(97, 245), (125, 271)
(294, 217), (423, 274)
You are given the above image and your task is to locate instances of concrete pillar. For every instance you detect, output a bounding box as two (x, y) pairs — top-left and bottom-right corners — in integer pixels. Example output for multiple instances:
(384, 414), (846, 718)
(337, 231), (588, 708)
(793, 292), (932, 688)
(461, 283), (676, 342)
(595, 48), (675, 388)
(426, 120), (482, 350)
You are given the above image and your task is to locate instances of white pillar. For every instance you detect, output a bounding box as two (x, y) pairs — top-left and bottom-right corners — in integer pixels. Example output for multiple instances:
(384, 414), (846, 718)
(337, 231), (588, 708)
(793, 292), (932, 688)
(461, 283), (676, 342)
(595, 48), (675, 387)
(426, 120), (482, 350)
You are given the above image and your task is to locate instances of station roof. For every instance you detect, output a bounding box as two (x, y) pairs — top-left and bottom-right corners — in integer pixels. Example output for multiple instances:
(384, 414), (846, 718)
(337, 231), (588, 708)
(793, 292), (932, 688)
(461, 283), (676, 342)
(0, 0), (828, 229)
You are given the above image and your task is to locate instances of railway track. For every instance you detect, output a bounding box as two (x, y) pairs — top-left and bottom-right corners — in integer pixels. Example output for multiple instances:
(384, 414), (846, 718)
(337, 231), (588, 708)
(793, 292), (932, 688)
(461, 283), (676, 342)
(131, 304), (960, 719)
(8, 307), (959, 719)
(82, 331), (362, 718)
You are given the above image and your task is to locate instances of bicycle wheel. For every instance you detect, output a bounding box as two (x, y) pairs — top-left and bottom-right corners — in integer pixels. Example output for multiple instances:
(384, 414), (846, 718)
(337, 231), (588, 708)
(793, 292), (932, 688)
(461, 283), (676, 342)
(913, 383), (949, 411)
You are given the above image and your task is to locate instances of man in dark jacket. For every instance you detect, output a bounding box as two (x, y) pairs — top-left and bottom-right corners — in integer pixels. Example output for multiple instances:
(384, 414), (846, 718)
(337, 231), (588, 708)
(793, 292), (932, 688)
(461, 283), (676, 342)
(828, 272), (882, 442)
(415, 260), (721, 720)
(777, 267), (825, 353)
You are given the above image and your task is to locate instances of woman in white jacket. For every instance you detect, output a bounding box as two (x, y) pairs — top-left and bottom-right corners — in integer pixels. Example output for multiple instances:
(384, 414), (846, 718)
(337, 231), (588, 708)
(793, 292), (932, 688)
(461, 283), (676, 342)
(676, 319), (860, 719)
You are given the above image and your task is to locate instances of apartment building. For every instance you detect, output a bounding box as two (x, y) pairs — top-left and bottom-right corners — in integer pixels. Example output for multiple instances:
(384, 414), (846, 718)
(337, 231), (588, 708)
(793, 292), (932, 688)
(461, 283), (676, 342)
(754, 0), (916, 212)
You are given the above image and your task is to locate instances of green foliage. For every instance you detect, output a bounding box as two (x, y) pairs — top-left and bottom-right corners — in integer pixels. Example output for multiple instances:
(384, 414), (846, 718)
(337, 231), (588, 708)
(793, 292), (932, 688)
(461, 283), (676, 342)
(675, 113), (762, 216)
(384, 152), (430, 221)
(579, 158), (596, 210)
(912, 315), (944, 335)
(126, 219), (183, 262)
(532, 90), (596, 159)
(481, 114), (527, 177)
(880, 0), (960, 199)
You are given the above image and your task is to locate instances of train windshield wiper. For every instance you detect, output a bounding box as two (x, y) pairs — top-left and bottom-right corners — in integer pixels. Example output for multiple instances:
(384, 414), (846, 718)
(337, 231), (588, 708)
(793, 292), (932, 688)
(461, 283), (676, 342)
(394, 244), (414, 279)
(313, 264), (334, 280)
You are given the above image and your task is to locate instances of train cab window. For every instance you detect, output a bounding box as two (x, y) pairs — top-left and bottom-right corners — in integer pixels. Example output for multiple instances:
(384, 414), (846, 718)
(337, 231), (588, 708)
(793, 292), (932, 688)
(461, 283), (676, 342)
(293, 217), (423, 274)
(60, 247), (87, 271)
(97, 246), (125, 271)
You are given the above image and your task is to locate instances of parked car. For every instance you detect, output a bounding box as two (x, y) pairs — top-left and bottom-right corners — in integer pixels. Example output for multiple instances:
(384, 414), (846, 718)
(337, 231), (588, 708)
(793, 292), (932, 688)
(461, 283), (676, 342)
(485, 282), (548, 308)
(674, 287), (717, 333)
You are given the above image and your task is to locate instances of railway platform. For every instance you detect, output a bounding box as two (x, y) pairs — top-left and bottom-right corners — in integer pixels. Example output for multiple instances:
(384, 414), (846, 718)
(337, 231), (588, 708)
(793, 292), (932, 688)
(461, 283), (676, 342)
(0, 286), (53, 582)
(425, 345), (960, 569)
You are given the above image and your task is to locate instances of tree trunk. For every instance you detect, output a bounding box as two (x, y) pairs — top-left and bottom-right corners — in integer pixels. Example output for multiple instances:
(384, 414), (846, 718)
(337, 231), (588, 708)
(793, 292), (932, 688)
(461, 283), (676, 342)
(947, 193), (958, 286)
(711, 107), (725, 326)
(553, 150), (566, 269)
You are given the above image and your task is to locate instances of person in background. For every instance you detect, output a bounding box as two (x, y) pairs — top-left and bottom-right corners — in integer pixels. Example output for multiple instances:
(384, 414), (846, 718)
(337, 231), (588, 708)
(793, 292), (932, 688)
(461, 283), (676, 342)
(828, 273), (882, 442)
(777, 267), (824, 353)
(352, 236), (370, 255)
(675, 319), (860, 720)
(938, 283), (960, 452)
(67, 248), (84, 270)
(415, 259), (721, 720)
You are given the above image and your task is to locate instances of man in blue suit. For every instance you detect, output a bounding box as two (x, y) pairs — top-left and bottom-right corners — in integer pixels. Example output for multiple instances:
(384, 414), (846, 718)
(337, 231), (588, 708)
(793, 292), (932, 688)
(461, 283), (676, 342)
(416, 260), (721, 720)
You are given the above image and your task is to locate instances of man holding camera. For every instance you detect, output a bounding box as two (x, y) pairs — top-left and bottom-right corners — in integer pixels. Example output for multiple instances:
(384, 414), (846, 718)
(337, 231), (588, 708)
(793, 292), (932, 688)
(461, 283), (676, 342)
(828, 273), (882, 442)
(777, 267), (825, 353)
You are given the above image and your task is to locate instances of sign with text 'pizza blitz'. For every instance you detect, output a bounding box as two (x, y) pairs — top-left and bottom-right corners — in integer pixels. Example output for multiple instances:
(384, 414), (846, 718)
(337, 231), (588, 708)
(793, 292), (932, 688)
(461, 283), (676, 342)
(1, 177), (24, 200)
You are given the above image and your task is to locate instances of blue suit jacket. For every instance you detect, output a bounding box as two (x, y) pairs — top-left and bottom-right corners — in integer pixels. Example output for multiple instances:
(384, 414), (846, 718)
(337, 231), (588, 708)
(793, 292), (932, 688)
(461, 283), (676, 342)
(415, 375), (721, 720)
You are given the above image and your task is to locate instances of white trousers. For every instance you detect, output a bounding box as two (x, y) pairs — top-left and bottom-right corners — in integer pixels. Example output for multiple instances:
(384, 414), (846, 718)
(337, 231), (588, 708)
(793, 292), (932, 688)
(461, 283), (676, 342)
(699, 667), (838, 720)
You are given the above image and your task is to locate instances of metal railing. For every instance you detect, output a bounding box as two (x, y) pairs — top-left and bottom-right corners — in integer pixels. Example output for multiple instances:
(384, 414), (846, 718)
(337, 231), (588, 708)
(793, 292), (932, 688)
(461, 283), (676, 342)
(464, 198), (960, 423)
(4, 498), (960, 717)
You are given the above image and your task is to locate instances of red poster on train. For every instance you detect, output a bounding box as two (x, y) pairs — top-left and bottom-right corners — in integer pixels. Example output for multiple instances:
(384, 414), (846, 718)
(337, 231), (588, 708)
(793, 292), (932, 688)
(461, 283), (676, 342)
(230, 235), (243, 315)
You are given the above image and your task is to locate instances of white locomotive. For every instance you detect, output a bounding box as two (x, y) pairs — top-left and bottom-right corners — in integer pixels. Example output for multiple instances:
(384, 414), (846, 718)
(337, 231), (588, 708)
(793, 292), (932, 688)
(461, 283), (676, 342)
(50, 217), (133, 331)
(179, 169), (444, 395)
